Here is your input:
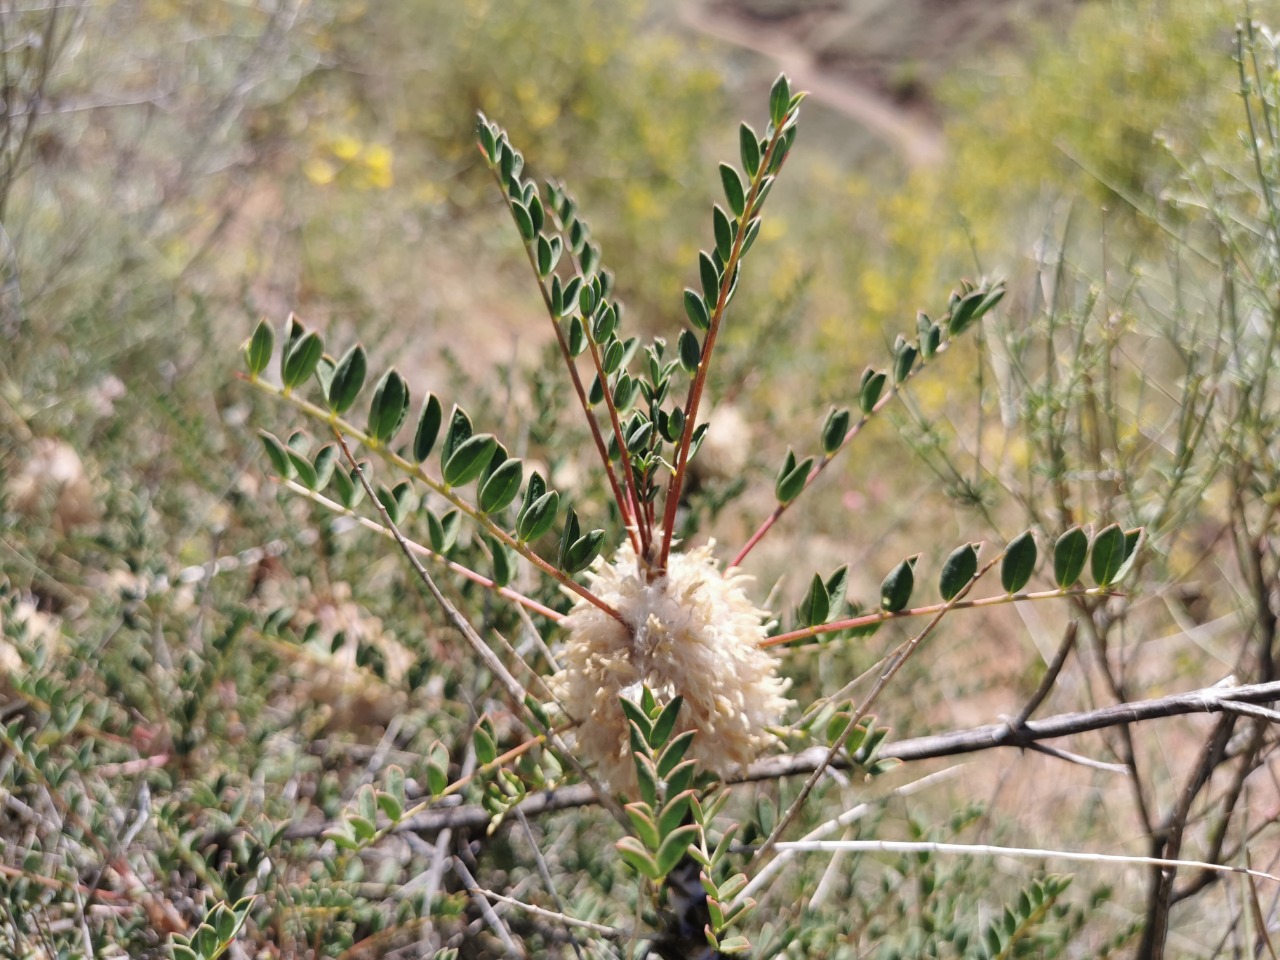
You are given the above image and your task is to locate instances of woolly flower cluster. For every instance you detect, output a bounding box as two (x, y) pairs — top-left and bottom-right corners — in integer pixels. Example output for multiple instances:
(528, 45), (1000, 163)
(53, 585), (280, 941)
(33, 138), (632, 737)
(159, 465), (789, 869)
(550, 543), (791, 791)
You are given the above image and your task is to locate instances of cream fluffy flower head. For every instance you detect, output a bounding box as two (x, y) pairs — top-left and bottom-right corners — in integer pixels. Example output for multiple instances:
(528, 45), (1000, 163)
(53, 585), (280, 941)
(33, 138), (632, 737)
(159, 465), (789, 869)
(550, 542), (791, 792)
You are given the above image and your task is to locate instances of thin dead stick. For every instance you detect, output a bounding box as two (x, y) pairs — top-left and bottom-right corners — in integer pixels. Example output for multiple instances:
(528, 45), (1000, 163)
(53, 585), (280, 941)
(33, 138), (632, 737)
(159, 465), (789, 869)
(733, 765), (968, 911)
(270, 679), (1280, 842)
(453, 856), (524, 957)
(769, 839), (1280, 887)
(515, 807), (586, 958)
(470, 884), (627, 939)
(1218, 700), (1280, 724)
(330, 427), (629, 830)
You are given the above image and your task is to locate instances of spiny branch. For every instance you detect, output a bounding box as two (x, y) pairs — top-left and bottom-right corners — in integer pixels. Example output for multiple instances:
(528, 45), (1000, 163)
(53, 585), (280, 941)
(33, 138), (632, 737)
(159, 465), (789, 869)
(274, 679), (1280, 841)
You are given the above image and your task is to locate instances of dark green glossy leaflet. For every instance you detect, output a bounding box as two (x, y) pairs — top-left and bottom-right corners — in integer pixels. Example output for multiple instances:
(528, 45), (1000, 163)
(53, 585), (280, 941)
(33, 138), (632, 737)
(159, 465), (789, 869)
(1001, 531), (1038, 593)
(939, 543), (979, 601)
(880, 556), (918, 612)
(1053, 526), (1088, 588)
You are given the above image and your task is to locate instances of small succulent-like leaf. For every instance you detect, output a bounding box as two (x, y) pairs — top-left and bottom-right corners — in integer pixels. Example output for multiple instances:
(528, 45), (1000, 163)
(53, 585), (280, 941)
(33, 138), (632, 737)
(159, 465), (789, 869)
(1001, 531), (1038, 594)
(625, 803), (660, 851)
(684, 289), (711, 331)
(719, 163), (746, 217)
(259, 430), (293, 478)
(1053, 526), (1088, 588)
(478, 458), (523, 513)
(511, 201), (534, 240)
(413, 393), (443, 463)
(281, 330), (323, 391)
(568, 316), (588, 358)
(821, 407), (850, 455)
(678, 329), (701, 374)
(712, 204), (734, 260)
(616, 836), (661, 880)
(442, 433), (498, 487)
(489, 537), (515, 587)
(894, 338), (918, 383)
(473, 723), (497, 766)
(939, 543), (979, 601)
(286, 450), (317, 489)
(244, 318), (274, 377)
(859, 368), (887, 414)
(592, 303), (618, 342)
(557, 508), (582, 570)
(327, 343), (367, 414)
(657, 789), (695, 840)
(657, 730), (695, 779)
(769, 73), (791, 126)
(619, 698), (653, 744)
(564, 529), (606, 574)
(880, 556), (918, 612)
(650, 695), (683, 748)
(739, 122), (761, 176)
(441, 405), (473, 465)
(1090, 524), (1127, 586)
(774, 450), (812, 504)
(367, 368), (410, 445)
(797, 573), (830, 627)
(699, 250), (721, 304)
(517, 490), (559, 542)
(655, 824), (701, 879)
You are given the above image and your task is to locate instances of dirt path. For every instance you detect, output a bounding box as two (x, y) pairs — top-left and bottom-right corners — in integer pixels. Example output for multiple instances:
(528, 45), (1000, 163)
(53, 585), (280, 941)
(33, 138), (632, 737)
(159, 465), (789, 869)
(679, 1), (946, 167)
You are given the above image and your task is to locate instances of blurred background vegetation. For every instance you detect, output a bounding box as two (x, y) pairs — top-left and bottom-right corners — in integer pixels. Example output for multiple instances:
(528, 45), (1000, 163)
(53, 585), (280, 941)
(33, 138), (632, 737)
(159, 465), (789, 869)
(2, 0), (1279, 956)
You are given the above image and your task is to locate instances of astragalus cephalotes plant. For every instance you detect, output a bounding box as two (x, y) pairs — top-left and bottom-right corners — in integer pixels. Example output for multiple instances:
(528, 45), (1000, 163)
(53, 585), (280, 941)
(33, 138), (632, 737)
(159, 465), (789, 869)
(239, 74), (1137, 956)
